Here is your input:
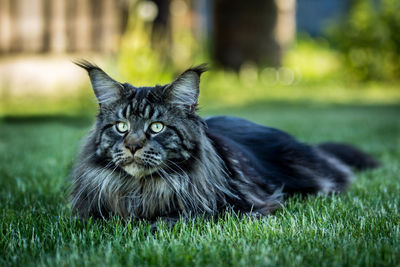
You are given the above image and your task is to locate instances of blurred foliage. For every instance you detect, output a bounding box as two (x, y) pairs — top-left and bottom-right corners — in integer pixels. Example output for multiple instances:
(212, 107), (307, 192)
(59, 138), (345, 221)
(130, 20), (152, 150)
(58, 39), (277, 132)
(283, 37), (344, 83)
(117, 0), (207, 86)
(327, 0), (400, 81)
(3, 33), (400, 117)
(2, 0), (400, 117)
(117, 7), (173, 85)
(199, 69), (400, 108)
(0, 85), (98, 117)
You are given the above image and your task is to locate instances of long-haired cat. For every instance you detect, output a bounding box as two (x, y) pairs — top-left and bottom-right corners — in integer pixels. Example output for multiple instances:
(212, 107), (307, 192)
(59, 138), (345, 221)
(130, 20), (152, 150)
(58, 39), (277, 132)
(70, 61), (379, 222)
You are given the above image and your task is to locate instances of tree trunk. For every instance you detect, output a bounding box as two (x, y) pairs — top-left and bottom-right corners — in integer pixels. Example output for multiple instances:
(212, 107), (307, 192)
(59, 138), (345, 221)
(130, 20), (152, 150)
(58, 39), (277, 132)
(213, 0), (295, 70)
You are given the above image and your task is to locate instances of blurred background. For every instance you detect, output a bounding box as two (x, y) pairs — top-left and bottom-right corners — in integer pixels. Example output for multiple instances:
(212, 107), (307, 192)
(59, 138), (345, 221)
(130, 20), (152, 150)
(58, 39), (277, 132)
(2, 2), (400, 265)
(0, 0), (400, 116)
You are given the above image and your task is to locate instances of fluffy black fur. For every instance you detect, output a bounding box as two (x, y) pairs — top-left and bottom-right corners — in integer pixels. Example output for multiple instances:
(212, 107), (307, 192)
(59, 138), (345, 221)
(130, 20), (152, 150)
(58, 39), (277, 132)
(206, 116), (379, 204)
(318, 142), (380, 171)
(70, 62), (380, 223)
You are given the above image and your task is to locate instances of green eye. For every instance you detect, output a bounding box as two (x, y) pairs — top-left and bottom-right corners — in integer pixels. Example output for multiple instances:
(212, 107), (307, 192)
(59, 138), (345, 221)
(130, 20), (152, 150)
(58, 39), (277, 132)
(149, 122), (164, 133)
(116, 122), (129, 133)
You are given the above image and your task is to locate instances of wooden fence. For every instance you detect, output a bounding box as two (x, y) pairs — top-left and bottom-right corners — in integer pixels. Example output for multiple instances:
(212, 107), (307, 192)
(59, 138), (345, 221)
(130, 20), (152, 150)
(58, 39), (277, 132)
(0, 0), (131, 54)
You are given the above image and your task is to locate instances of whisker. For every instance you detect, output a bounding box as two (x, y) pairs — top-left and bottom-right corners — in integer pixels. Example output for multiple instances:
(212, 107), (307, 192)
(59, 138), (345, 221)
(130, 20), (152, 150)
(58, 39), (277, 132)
(72, 160), (115, 206)
(96, 164), (119, 220)
(158, 165), (196, 212)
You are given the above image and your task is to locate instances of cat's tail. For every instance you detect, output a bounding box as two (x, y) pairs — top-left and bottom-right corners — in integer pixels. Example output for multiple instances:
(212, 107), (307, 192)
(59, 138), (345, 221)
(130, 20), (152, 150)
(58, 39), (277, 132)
(317, 142), (380, 171)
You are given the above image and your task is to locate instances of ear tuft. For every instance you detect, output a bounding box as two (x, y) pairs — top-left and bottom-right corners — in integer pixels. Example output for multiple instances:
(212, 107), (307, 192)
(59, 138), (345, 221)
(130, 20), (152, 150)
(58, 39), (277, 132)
(74, 60), (123, 105)
(184, 63), (209, 77)
(73, 59), (100, 72)
(165, 63), (208, 108)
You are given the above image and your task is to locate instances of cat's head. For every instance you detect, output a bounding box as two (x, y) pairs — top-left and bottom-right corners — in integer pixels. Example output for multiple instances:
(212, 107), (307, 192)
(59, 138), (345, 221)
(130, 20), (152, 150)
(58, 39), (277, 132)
(76, 61), (208, 178)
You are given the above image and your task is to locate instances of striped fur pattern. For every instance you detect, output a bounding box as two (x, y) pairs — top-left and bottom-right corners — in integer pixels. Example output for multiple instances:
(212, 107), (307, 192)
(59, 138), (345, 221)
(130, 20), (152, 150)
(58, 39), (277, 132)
(70, 62), (379, 222)
(71, 62), (235, 220)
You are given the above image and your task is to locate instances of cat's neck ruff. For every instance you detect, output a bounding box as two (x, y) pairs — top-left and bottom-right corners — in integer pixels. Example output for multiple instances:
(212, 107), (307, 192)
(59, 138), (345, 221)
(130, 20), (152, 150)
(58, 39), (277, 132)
(72, 130), (234, 220)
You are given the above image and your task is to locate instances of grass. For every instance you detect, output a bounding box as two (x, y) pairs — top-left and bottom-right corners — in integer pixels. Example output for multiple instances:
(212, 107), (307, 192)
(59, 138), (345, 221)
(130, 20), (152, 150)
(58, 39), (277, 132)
(0, 102), (399, 266)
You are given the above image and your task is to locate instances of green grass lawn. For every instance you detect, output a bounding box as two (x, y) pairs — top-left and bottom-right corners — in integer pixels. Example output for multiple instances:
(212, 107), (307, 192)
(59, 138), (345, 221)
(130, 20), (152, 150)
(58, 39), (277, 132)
(1, 103), (399, 266)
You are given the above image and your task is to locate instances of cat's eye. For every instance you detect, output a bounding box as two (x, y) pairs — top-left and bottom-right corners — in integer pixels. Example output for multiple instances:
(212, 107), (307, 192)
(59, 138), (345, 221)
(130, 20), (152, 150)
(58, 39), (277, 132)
(149, 122), (164, 133)
(115, 121), (129, 133)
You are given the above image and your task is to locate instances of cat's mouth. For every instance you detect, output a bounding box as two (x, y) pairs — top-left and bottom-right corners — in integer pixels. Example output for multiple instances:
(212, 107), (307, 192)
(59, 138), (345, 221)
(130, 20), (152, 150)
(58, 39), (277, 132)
(118, 157), (134, 166)
(119, 157), (161, 168)
(121, 163), (160, 178)
(118, 157), (162, 177)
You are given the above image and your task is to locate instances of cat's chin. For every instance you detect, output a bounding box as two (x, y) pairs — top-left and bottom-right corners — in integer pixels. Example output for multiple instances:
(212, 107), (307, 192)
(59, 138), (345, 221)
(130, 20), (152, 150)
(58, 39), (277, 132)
(122, 163), (159, 178)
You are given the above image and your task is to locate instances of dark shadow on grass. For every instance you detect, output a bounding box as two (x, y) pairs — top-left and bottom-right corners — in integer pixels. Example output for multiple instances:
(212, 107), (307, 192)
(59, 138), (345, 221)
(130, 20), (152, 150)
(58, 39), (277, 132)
(1, 115), (93, 127)
(199, 99), (400, 114)
(1, 101), (400, 124)
(210, 99), (400, 109)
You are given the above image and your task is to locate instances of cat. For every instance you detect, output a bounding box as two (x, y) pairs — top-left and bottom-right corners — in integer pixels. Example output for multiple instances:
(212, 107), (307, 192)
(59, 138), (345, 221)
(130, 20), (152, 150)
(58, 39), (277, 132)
(70, 61), (380, 223)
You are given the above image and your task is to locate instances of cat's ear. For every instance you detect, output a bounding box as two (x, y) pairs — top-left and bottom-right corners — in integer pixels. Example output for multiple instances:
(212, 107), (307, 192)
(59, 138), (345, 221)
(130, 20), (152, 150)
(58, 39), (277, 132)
(164, 64), (208, 111)
(74, 60), (124, 105)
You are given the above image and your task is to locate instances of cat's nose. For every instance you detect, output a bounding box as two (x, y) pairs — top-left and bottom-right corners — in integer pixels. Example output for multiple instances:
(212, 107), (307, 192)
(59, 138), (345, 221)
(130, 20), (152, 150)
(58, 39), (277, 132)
(124, 134), (145, 153)
(125, 143), (143, 153)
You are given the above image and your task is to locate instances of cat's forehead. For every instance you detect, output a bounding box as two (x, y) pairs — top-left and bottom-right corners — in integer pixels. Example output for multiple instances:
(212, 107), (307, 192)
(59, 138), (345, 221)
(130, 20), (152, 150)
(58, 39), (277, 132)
(115, 84), (168, 121)
(124, 84), (165, 102)
(126, 98), (164, 121)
